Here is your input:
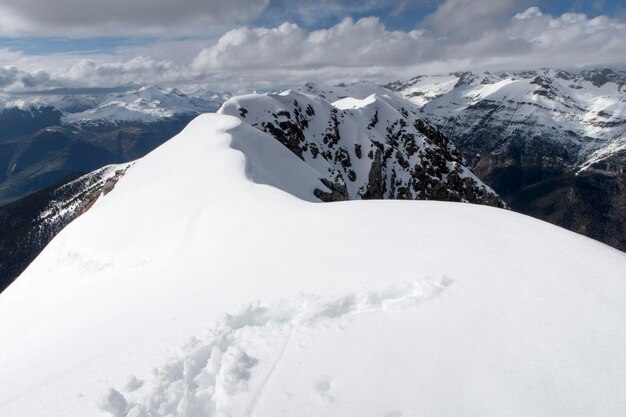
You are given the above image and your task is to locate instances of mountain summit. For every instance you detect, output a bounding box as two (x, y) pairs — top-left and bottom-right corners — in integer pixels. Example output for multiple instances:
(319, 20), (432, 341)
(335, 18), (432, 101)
(219, 90), (503, 206)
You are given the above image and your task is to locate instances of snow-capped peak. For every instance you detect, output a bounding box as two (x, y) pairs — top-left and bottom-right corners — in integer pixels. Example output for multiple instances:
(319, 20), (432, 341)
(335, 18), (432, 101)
(219, 89), (503, 206)
(62, 85), (222, 125)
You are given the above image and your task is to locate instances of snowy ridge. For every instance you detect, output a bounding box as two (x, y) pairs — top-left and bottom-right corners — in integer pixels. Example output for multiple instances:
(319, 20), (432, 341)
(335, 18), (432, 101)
(0, 108), (626, 416)
(385, 69), (626, 250)
(62, 86), (221, 125)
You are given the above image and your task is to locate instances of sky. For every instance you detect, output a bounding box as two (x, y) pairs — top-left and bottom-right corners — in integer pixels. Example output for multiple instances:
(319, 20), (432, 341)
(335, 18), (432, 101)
(0, 0), (625, 92)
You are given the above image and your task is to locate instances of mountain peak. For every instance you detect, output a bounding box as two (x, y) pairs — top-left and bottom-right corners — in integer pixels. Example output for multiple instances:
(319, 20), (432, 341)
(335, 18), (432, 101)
(219, 89), (504, 206)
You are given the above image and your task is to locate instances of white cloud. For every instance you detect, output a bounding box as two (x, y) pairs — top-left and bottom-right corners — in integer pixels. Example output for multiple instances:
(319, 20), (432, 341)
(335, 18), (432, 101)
(191, 5), (626, 81)
(0, 0), (269, 36)
(287, 0), (392, 25)
(193, 17), (425, 71)
(424, 0), (531, 37)
(1, 4), (625, 92)
(64, 57), (184, 87)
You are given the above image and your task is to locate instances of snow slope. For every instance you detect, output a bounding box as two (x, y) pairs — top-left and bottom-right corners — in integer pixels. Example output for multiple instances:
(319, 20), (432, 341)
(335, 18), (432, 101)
(0, 113), (625, 417)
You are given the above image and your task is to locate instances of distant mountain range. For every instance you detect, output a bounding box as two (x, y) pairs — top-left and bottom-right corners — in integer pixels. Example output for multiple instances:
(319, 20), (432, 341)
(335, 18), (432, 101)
(0, 86), (227, 205)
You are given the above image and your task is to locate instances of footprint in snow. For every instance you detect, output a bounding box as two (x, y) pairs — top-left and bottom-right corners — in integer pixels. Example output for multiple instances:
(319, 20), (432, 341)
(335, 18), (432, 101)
(98, 277), (452, 417)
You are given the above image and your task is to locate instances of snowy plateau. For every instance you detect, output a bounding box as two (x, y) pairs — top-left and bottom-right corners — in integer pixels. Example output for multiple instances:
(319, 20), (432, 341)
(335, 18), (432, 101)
(0, 84), (625, 417)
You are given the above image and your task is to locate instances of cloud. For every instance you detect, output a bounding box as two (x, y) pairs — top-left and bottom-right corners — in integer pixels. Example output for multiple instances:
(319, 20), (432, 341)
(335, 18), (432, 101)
(1, 5), (626, 92)
(191, 5), (626, 82)
(0, 0), (269, 36)
(286, 0), (395, 25)
(193, 17), (425, 71)
(0, 65), (51, 89)
(424, 0), (531, 37)
(59, 57), (198, 89)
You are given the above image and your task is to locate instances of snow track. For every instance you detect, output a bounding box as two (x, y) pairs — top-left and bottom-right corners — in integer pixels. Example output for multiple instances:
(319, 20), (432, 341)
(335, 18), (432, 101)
(101, 278), (452, 417)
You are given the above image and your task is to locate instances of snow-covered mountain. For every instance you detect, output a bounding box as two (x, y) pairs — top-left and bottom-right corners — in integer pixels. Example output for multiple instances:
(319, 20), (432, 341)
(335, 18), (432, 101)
(0, 86), (228, 206)
(0, 86), (226, 125)
(64, 86), (225, 125)
(0, 110), (625, 417)
(219, 90), (503, 206)
(386, 68), (626, 250)
(0, 88), (503, 291)
(296, 80), (395, 102)
(387, 68), (626, 169)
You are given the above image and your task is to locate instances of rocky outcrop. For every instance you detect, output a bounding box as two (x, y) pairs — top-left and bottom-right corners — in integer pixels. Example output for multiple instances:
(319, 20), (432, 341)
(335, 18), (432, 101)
(220, 90), (504, 207)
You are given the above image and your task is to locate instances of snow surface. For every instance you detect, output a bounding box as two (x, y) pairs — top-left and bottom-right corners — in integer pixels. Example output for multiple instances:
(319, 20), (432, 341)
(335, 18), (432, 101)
(296, 81), (397, 102)
(332, 94), (378, 110)
(0, 113), (625, 417)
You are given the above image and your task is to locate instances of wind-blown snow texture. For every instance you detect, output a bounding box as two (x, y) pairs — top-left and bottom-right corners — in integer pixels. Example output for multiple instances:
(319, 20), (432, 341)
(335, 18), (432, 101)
(0, 112), (625, 417)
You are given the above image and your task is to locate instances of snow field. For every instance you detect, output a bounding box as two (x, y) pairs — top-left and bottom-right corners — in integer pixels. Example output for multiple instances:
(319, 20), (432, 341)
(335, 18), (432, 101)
(0, 111), (624, 417)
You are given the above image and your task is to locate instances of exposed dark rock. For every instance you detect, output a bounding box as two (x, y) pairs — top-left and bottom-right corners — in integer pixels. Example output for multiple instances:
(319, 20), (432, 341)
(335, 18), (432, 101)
(221, 91), (504, 208)
(314, 178), (349, 202)
(367, 111), (379, 129)
(361, 149), (385, 199)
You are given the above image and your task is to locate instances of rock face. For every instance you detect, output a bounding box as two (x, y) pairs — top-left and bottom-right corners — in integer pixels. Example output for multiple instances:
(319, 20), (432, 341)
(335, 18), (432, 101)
(388, 68), (626, 251)
(0, 165), (129, 292)
(219, 90), (504, 207)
